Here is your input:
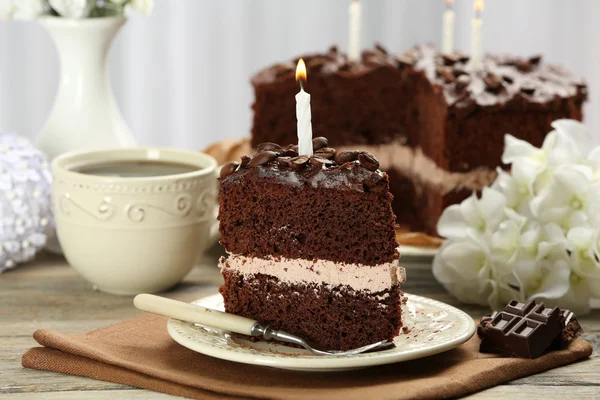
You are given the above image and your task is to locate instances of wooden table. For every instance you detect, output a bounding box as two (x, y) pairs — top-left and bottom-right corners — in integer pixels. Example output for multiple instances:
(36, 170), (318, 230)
(2, 245), (599, 399)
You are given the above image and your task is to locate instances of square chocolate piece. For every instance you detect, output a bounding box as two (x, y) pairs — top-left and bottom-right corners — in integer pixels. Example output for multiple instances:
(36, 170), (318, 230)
(479, 300), (561, 358)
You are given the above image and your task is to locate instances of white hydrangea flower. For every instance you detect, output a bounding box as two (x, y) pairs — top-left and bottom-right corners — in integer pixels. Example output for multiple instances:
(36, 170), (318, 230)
(530, 165), (600, 229)
(433, 233), (493, 306)
(49, 0), (95, 19)
(437, 187), (506, 239)
(129, 0), (153, 15)
(434, 119), (600, 314)
(12, 0), (46, 19)
(0, 0), (15, 20)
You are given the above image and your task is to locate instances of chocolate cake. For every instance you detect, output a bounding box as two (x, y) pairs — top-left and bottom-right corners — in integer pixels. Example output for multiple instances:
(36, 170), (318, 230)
(250, 44), (587, 234)
(218, 137), (404, 351)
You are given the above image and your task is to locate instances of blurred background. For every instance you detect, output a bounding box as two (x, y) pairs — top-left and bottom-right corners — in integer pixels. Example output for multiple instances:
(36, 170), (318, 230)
(0, 0), (597, 150)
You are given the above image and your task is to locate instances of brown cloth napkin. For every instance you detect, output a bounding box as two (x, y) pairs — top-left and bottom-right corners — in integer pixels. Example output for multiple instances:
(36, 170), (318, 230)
(22, 314), (592, 400)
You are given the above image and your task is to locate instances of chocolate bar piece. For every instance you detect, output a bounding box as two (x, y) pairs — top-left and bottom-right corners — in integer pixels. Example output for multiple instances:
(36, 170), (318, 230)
(550, 309), (584, 350)
(479, 300), (561, 358)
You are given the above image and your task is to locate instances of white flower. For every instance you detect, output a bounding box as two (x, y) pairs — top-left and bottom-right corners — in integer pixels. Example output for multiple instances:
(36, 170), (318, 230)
(0, 0), (15, 20)
(530, 165), (600, 228)
(12, 0), (46, 19)
(492, 161), (538, 214)
(49, 0), (95, 19)
(433, 234), (493, 306)
(129, 0), (153, 15)
(437, 188), (506, 239)
(571, 227), (600, 296)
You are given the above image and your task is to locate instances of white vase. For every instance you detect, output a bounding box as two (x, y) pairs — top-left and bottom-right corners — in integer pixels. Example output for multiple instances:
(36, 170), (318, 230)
(36, 16), (136, 160)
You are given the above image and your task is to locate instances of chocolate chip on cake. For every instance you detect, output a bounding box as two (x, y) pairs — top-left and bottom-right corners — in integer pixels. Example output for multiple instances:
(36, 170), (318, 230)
(358, 151), (379, 171)
(457, 53), (470, 63)
(290, 155), (309, 169)
(502, 75), (514, 84)
(310, 156), (334, 167)
(442, 53), (460, 66)
(374, 43), (388, 55)
(395, 55), (415, 67)
(220, 161), (239, 179)
(436, 66), (455, 83)
(307, 56), (329, 70)
(515, 58), (533, 73)
(455, 75), (471, 91)
(520, 83), (536, 95)
(315, 147), (337, 160)
(335, 150), (359, 165)
(312, 137), (329, 151)
(452, 66), (467, 77)
(483, 73), (503, 92)
(249, 151), (277, 167)
(277, 156), (292, 167)
(257, 142), (283, 152)
(528, 54), (542, 65)
(239, 155), (251, 169)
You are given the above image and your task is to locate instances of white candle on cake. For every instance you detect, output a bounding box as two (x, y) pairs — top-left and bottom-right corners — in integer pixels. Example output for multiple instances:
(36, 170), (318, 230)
(348, 0), (361, 62)
(441, 0), (455, 53)
(470, 0), (484, 71)
(295, 58), (313, 156)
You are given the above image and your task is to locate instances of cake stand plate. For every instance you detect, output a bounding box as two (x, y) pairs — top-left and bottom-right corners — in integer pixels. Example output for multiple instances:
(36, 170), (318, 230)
(167, 293), (476, 372)
(398, 244), (439, 258)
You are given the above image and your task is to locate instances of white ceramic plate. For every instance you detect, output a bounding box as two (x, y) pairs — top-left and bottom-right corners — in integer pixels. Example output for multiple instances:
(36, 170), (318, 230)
(398, 244), (439, 258)
(167, 293), (475, 372)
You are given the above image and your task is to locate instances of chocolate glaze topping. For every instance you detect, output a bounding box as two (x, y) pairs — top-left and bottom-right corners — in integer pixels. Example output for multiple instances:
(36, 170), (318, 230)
(252, 43), (587, 109)
(220, 137), (388, 194)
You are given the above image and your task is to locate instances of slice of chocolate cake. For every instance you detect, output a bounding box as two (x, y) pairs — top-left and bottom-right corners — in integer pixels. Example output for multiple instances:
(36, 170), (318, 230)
(250, 44), (587, 234)
(218, 138), (404, 351)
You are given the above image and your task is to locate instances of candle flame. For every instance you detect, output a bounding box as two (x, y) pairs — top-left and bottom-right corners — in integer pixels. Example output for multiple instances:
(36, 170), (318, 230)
(473, 0), (484, 12)
(445, 0), (455, 4)
(296, 58), (307, 85)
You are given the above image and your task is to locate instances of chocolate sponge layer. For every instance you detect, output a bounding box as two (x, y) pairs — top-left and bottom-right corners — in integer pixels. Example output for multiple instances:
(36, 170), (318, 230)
(220, 270), (402, 351)
(218, 163), (399, 266)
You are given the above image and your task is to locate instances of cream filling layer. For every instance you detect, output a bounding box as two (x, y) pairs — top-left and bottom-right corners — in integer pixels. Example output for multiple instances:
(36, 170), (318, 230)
(338, 142), (498, 194)
(220, 254), (405, 293)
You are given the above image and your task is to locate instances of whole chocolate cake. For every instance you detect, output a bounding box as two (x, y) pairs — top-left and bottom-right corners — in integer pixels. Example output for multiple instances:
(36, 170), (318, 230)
(218, 137), (404, 351)
(251, 44), (587, 234)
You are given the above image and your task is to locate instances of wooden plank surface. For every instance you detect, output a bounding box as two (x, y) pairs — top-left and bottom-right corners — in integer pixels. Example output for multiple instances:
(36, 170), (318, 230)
(1, 245), (599, 399)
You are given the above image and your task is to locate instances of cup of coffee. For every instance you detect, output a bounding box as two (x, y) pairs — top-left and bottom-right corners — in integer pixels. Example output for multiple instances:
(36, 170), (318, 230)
(52, 148), (218, 295)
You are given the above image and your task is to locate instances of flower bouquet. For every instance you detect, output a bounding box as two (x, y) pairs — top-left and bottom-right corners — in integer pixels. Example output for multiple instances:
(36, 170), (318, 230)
(0, 0), (153, 20)
(434, 119), (600, 314)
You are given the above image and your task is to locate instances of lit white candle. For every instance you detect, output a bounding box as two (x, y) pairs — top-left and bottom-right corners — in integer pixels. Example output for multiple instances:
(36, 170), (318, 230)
(348, 0), (361, 62)
(470, 0), (484, 71)
(295, 59), (313, 156)
(441, 0), (455, 53)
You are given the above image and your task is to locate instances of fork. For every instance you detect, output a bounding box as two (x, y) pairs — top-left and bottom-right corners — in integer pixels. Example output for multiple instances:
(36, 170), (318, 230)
(134, 294), (390, 356)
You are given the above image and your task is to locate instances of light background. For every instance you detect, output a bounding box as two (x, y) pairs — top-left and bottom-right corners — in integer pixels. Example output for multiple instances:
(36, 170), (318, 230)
(0, 0), (598, 150)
